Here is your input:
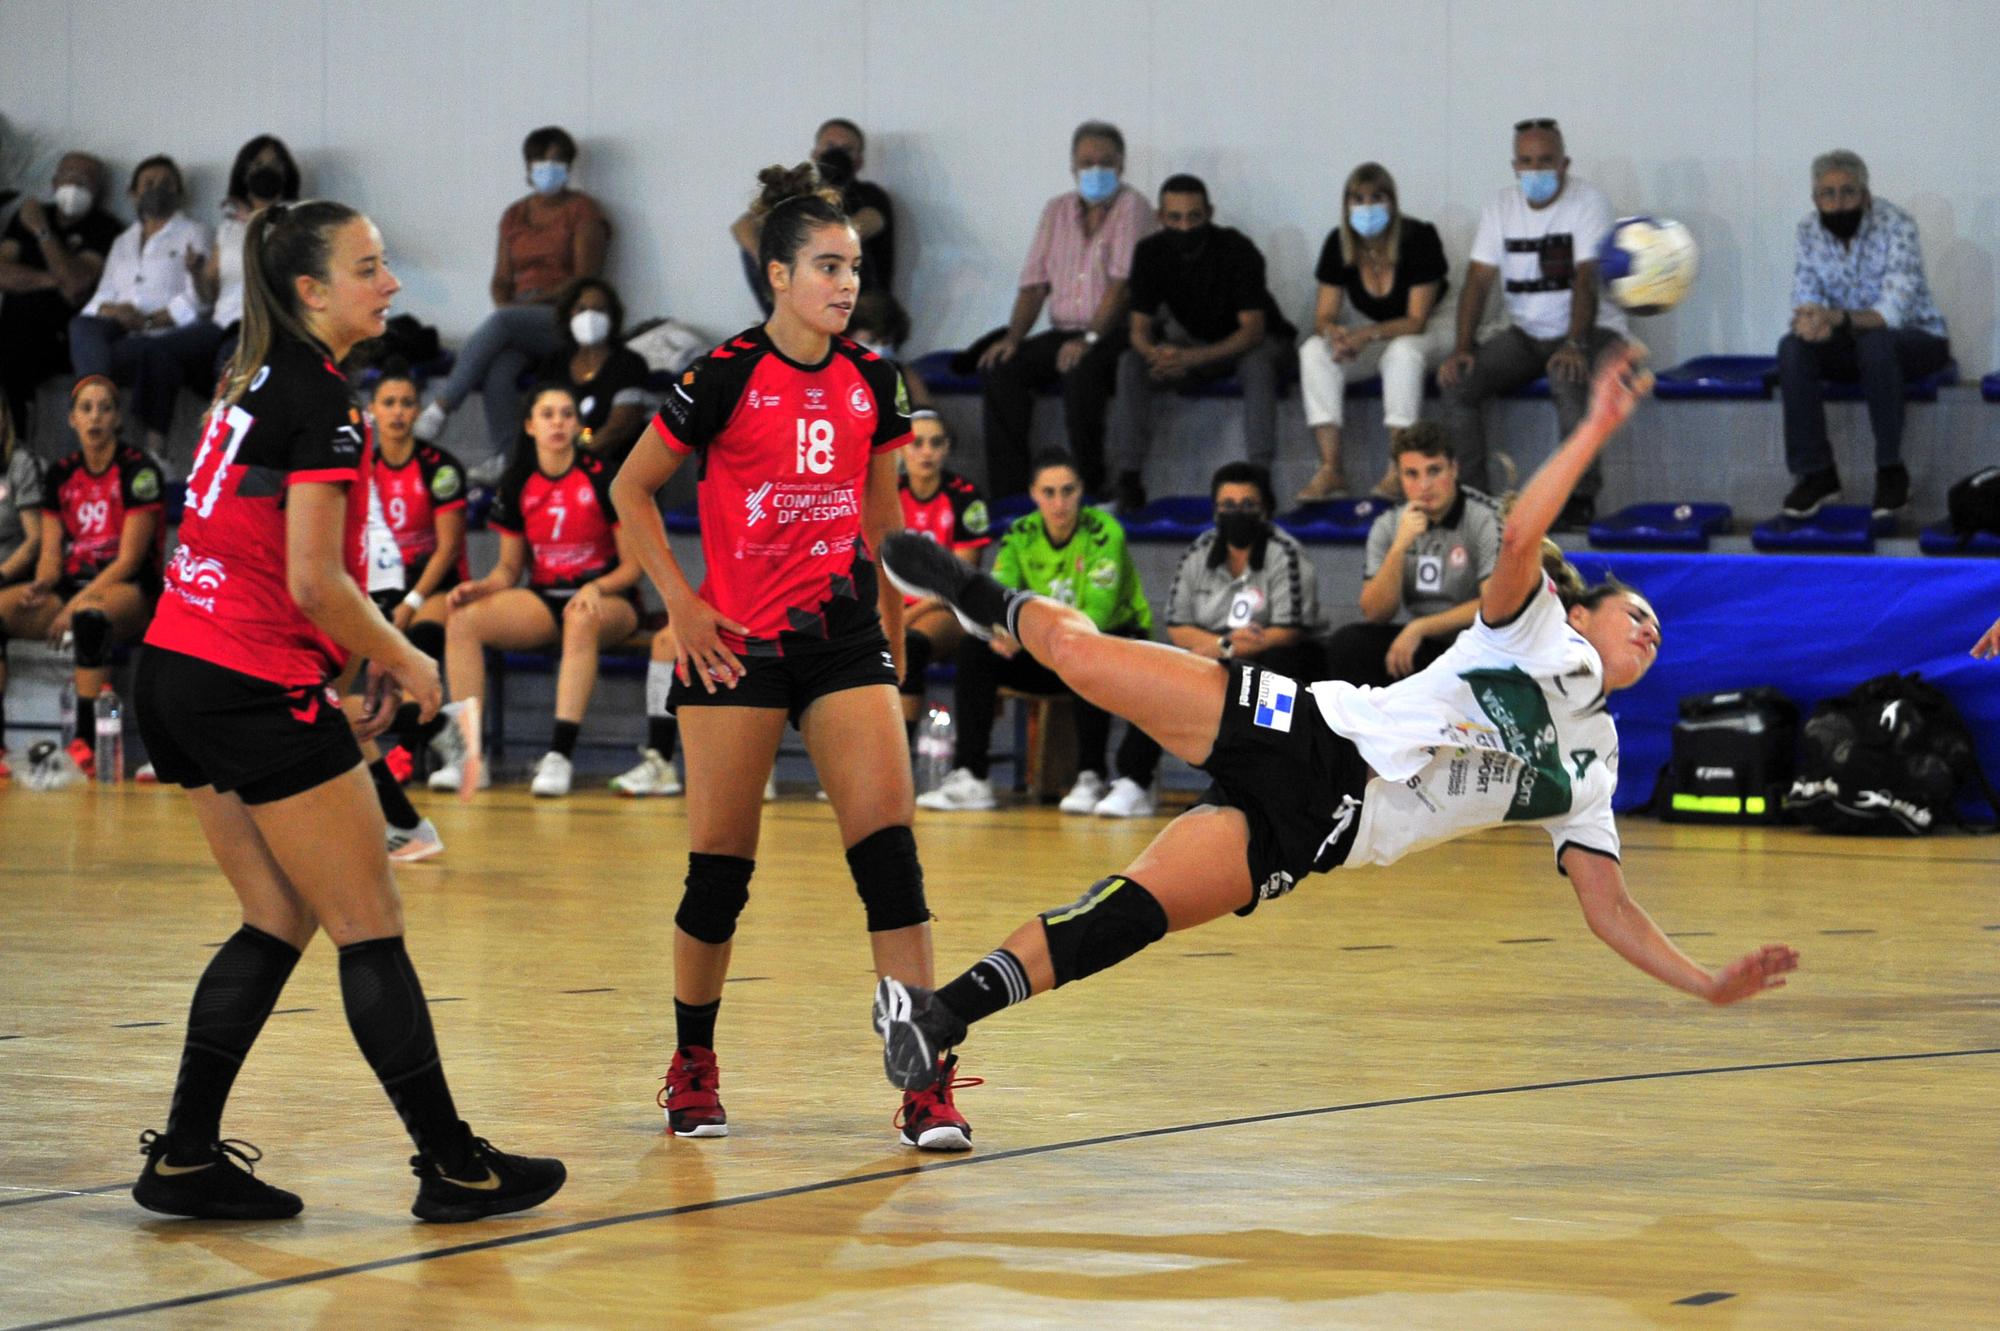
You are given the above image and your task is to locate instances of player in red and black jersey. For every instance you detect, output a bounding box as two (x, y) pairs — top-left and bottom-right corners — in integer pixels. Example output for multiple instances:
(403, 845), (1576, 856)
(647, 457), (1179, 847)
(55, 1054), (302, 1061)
(128, 200), (564, 1224)
(613, 161), (975, 1151)
(435, 381), (641, 798)
(895, 409), (990, 728)
(0, 376), (163, 772)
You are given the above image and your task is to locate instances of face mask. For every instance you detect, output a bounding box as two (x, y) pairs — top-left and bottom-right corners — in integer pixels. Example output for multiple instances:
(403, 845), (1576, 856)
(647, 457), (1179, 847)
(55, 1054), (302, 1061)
(135, 184), (178, 220)
(529, 161), (569, 195)
(245, 164), (285, 202)
(1517, 169), (1560, 206)
(1819, 206), (1864, 241)
(1077, 165), (1120, 206)
(1167, 223), (1211, 256)
(815, 146), (856, 189)
(54, 184), (93, 220)
(569, 310), (612, 346)
(1348, 202), (1391, 238)
(1216, 509), (1266, 548)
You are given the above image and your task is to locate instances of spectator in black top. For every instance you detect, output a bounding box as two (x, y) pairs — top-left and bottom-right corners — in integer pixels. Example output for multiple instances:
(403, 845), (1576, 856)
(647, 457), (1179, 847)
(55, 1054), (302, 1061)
(0, 152), (120, 434)
(1296, 162), (1455, 502)
(1110, 174), (1294, 513)
(730, 117), (895, 311)
(536, 277), (650, 463)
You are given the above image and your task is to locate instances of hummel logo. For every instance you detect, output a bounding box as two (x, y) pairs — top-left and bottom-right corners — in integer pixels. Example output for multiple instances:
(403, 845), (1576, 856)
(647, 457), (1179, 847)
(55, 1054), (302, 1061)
(288, 696), (321, 725)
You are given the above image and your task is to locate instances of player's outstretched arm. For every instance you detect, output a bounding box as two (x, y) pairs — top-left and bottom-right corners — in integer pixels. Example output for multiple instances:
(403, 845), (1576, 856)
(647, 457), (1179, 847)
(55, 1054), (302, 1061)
(1972, 615), (2000, 659)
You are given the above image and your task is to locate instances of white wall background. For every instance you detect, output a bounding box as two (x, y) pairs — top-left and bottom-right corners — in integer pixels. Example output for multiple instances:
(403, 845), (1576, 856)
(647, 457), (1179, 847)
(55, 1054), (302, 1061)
(5, 0), (2000, 374)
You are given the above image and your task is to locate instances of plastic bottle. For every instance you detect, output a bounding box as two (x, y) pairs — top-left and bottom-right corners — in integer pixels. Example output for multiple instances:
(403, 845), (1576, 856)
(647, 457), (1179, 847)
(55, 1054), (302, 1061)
(95, 685), (123, 784)
(60, 687), (75, 747)
(915, 706), (954, 794)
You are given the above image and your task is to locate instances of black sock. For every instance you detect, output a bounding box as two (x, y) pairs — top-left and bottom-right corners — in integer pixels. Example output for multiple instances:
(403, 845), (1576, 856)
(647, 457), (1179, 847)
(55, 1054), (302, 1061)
(164, 925), (302, 1152)
(647, 714), (678, 759)
(75, 692), (95, 749)
(337, 936), (468, 1171)
(551, 719), (580, 759)
(675, 998), (720, 1052)
(370, 758), (422, 831)
(936, 949), (1031, 1026)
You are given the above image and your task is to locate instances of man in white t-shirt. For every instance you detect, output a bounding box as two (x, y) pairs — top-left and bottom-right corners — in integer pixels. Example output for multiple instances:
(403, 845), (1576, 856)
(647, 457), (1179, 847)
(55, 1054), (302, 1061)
(1438, 119), (1626, 529)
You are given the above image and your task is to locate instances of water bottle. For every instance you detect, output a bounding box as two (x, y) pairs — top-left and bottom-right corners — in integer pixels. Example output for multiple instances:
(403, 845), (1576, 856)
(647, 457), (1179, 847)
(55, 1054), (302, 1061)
(60, 687), (75, 747)
(916, 706), (954, 794)
(95, 685), (123, 784)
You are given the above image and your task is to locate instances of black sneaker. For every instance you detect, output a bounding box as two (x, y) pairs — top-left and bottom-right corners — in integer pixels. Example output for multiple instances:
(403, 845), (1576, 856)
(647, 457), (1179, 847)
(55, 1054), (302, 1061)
(409, 1125), (566, 1223)
(1781, 468), (1841, 519)
(880, 534), (993, 640)
(1553, 495), (1596, 531)
(132, 1130), (303, 1220)
(873, 977), (970, 1091)
(1872, 465), (1910, 518)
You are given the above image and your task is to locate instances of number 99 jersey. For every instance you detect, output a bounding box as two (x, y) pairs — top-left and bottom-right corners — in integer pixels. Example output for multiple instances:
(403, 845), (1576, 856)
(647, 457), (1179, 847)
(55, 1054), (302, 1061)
(651, 326), (911, 656)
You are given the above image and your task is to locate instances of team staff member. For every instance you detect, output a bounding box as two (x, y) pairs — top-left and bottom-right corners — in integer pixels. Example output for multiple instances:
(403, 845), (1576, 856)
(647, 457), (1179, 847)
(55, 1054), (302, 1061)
(613, 162), (975, 1152)
(431, 383), (641, 798)
(896, 409), (990, 730)
(0, 376), (163, 775)
(1163, 461), (1326, 683)
(131, 199), (563, 1222)
(871, 347), (1798, 1091)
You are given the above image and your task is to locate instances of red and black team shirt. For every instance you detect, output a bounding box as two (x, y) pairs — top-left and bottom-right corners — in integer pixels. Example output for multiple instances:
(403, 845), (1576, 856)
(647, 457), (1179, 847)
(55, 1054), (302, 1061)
(147, 334), (374, 686)
(896, 468), (989, 605)
(373, 441), (469, 584)
(489, 450), (618, 589)
(651, 327), (911, 656)
(41, 444), (165, 581)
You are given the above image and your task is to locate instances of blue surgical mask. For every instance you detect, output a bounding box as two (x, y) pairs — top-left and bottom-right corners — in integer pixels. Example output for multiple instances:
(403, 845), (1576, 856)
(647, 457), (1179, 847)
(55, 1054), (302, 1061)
(1077, 165), (1119, 206)
(530, 160), (569, 195)
(1518, 169), (1560, 206)
(1348, 203), (1391, 238)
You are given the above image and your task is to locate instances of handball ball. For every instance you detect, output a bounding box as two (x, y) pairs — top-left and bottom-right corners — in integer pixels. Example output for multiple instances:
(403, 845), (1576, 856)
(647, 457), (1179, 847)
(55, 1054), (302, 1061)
(1598, 215), (1698, 315)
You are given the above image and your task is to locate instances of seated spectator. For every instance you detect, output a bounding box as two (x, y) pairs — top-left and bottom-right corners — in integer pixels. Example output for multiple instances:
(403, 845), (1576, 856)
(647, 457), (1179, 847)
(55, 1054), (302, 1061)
(1164, 461), (1325, 681)
(1297, 162), (1455, 502)
(0, 376), (163, 775)
(1439, 119), (1624, 528)
(430, 384), (641, 799)
(194, 135), (302, 374)
(919, 448), (1161, 816)
(979, 120), (1155, 498)
(897, 410), (991, 731)
(536, 277), (650, 463)
(415, 127), (611, 475)
(1777, 149), (1949, 519)
(848, 287), (933, 409)
(1322, 423), (1500, 687)
(0, 152), (119, 434)
(731, 117), (895, 311)
(1111, 175), (1295, 513)
(0, 409), (46, 776)
(67, 156), (216, 455)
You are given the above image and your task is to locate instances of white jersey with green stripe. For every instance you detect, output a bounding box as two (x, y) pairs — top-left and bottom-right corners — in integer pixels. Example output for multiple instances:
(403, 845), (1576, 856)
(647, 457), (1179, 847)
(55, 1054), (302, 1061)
(1307, 575), (1621, 870)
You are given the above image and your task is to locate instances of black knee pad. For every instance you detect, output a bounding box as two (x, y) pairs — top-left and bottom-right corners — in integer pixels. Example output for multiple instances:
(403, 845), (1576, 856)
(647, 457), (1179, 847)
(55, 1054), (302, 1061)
(900, 631), (933, 697)
(846, 824), (930, 932)
(71, 608), (112, 667)
(406, 619), (445, 662)
(1038, 875), (1168, 987)
(676, 853), (753, 945)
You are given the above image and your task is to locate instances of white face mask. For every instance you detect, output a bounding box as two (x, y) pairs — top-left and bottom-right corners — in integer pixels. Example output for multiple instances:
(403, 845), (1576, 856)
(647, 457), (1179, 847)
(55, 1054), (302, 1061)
(54, 184), (94, 220)
(569, 310), (612, 346)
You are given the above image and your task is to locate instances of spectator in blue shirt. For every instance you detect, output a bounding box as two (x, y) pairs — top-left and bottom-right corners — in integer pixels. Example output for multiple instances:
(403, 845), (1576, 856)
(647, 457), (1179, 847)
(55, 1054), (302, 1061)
(1778, 150), (1949, 520)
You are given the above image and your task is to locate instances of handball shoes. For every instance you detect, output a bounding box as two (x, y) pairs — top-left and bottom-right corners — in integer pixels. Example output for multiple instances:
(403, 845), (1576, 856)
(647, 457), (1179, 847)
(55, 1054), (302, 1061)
(132, 1130), (303, 1220)
(895, 1053), (980, 1151)
(873, 977), (969, 1091)
(880, 533), (994, 641)
(659, 1045), (728, 1137)
(409, 1126), (566, 1223)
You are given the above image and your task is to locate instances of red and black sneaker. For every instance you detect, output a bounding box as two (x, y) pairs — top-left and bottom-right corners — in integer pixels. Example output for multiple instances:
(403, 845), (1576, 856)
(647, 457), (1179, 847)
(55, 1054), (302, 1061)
(658, 1045), (728, 1137)
(895, 1053), (980, 1152)
(65, 737), (95, 778)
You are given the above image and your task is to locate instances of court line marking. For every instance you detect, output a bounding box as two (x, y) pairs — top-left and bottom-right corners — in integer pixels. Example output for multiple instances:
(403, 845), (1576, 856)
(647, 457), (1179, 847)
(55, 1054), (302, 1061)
(9, 1043), (1997, 1331)
(0, 1184), (127, 1211)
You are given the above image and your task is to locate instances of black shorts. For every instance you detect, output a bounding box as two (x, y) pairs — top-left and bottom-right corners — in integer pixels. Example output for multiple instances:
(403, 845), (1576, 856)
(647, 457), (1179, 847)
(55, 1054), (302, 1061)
(368, 572), (463, 616)
(670, 631), (899, 729)
(135, 646), (363, 805)
(1196, 662), (1372, 914)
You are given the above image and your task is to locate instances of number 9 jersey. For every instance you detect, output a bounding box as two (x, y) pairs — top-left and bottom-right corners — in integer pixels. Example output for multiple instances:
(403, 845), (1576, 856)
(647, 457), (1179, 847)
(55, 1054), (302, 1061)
(650, 326), (911, 656)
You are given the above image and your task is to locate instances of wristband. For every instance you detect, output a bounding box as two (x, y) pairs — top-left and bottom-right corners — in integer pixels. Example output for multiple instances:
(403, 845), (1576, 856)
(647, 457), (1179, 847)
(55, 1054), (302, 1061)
(401, 590), (423, 610)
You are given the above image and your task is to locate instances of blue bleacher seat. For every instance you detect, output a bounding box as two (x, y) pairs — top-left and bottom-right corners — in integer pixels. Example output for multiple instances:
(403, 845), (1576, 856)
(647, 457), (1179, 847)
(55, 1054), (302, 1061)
(990, 492), (1036, 529)
(1822, 358), (1957, 402)
(1508, 376), (1551, 400)
(1115, 496), (1214, 543)
(1653, 355), (1777, 401)
(1588, 502), (1733, 550)
(664, 503), (701, 534)
(1919, 521), (2000, 555)
(911, 349), (981, 396)
(1750, 504), (1891, 553)
(1982, 371), (2000, 403)
(1276, 495), (1394, 544)
(465, 485), (496, 531)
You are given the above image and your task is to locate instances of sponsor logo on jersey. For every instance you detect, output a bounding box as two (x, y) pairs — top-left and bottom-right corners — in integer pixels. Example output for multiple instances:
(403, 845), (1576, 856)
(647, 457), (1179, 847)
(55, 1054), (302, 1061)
(333, 423), (362, 457)
(746, 389), (780, 410)
(169, 546), (228, 591)
(848, 384), (873, 415)
(1087, 557), (1117, 589)
(131, 467), (161, 502)
(894, 374), (911, 416)
(811, 540), (829, 556)
(431, 464), (462, 500)
(745, 481), (774, 527)
(962, 500), (990, 535)
(1448, 544), (1468, 568)
(1253, 671), (1296, 733)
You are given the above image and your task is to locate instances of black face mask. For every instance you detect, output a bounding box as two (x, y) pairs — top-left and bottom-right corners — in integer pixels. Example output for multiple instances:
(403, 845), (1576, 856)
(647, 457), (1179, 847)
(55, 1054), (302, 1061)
(1819, 206), (1864, 241)
(245, 164), (285, 202)
(815, 146), (856, 190)
(1168, 223), (1212, 257)
(135, 184), (178, 220)
(1216, 509), (1266, 548)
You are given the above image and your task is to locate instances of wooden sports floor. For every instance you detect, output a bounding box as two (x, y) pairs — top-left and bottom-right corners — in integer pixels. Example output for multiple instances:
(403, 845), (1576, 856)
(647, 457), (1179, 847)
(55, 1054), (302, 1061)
(3, 781), (1997, 1329)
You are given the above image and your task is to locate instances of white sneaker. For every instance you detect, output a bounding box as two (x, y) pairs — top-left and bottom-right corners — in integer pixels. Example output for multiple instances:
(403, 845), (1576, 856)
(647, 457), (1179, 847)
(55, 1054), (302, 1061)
(1057, 769), (1108, 814)
(609, 747), (681, 796)
(468, 453), (509, 488)
(916, 767), (996, 811)
(1093, 777), (1156, 818)
(530, 751), (573, 798)
(387, 817), (445, 863)
(134, 761), (158, 784)
(764, 771), (779, 802)
(413, 400), (448, 442)
(426, 756), (491, 792)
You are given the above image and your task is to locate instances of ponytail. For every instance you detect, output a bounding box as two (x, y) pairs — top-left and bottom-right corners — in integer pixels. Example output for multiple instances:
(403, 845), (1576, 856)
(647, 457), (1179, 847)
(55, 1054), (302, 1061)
(1539, 538), (1641, 613)
(751, 161), (849, 277)
(222, 199), (361, 407)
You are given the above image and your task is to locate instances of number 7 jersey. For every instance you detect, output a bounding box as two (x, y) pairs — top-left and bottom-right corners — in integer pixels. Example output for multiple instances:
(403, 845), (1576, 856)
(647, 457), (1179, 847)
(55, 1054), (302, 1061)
(651, 326), (911, 656)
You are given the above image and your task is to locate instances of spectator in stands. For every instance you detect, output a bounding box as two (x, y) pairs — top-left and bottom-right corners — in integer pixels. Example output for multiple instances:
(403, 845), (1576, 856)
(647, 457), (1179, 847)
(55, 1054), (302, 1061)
(1776, 149), (1950, 520)
(1111, 175), (1294, 514)
(67, 156), (216, 455)
(537, 277), (650, 464)
(1439, 119), (1624, 529)
(415, 127), (611, 478)
(1297, 162), (1455, 502)
(194, 135), (302, 373)
(920, 448), (1161, 817)
(0, 152), (119, 435)
(0, 408), (45, 777)
(731, 117), (895, 310)
(1165, 462), (1325, 682)
(979, 120), (1155, 499)
(1322, 423), (1501, 687)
